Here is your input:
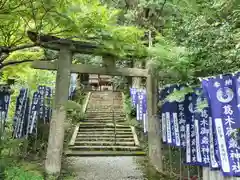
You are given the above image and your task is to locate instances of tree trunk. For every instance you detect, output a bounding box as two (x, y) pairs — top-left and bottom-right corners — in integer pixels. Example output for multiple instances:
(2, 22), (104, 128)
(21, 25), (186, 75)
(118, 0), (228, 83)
(45, 47), (72, 177)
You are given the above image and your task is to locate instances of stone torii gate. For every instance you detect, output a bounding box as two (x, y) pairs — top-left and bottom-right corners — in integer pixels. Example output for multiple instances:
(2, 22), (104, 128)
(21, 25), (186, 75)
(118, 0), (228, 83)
(27, 31), (162, 177)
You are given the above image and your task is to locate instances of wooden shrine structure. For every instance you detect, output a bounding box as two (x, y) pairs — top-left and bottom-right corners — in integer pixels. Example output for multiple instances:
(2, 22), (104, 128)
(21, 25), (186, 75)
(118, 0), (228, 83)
(27, 31), (162, 176)
(88, 74), (112, 91)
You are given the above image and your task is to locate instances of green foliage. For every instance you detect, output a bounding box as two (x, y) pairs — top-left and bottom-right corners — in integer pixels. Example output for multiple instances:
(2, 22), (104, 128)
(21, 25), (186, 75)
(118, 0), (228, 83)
(134, 0), (240, 102)
(57, 0), (147, 58)
(0, 157), (44, 180)
(195, 99), (208, 112)
(123, 95), (133, 115)
(65, 88), (87, 122)
(122, 92), (135, 117)
(66, 100), (82, 111)
(122, 93), (139, 128)
(0, 0), (147, 71)
(105, 0), (239, 86)
(164, 87), (193, 102)
(162, 86), (209, 111)
(162, 0), (240, 83)
(4, 167), (43, 180)
(66, 100), (87, 123)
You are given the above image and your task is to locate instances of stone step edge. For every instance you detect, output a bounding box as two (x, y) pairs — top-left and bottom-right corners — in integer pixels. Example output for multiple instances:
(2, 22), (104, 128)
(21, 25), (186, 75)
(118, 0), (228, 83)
(78, 128), (132, 133)
(78, 126), (129, 128)
(65, 150), (146, 157)
(78, 130), (132, 132)
(78, 128), (131, 129)
(77, 133), (132, 135)
(69, 145), (140, 149)
(73, 142), (135, 145)
(77, 134), (133, 136)
(76, 137), (134, 140)
(78, 123), (129, 127)
(75, 138), (134, 141)
(73, 141), (134, 143)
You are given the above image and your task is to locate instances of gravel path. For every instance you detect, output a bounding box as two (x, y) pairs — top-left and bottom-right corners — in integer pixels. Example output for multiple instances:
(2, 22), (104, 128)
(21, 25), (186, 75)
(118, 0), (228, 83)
(67, 157), (147, 180)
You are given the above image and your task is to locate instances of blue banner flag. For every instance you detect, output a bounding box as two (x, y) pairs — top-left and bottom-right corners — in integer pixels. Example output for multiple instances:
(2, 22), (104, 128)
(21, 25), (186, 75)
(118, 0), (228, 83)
(12, 88), (28, 139)
(178, 85), (187, 147)
(202, 75), (240, 176)
(130, 88), (137, 107)
(0, 85), (11, 135)
(22, 97), (30, 137)
(184, 92), (196, 164)
(163, 86), (173, 144)
(26, 92), (41, 136)
(233, 72), (240, 128)
(161, 85), (181, 146)
(69, 73), (78, 99)
(189, 91), (199, 164)
(159, 87), (168, 143)
(38, 85), (46, 121)
(202, 79), (220, 169)
(193, 89), (210, 166)
(44, 87), (52, 123)
(0, 85), (11, 121)
(168, 84), (181, 147)
(137, 89), (145, 122)
(142, 90), (147, 133)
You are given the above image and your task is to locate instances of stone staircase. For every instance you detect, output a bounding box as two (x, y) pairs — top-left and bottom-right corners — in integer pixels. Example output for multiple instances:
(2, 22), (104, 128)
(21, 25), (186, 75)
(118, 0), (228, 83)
(66, 91), (145, 156)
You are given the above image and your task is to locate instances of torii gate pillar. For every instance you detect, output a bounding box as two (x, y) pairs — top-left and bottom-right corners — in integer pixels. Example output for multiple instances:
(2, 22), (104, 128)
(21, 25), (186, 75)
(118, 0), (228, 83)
(45, 47), (72, 176)
(146, 62), (163, 172)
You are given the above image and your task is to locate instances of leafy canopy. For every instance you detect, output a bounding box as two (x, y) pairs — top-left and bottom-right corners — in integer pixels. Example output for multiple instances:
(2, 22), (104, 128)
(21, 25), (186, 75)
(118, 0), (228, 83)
(101, 0), (239, 102)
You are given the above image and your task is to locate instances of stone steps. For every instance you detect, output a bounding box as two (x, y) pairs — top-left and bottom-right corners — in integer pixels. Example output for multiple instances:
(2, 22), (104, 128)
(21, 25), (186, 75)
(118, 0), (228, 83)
(78, 130), (132, 134)
(74, 137), (134, 141)
(79, 122), (127, 127)
(87, 110), (123, 112)
(69, 145), (141, 151)
(66, 91), (145, 157)
(85, 117), (125, 121)
(65, 150), (146, 156)
(87, 105), (123, 108)
(79, 123), (128, 127)
(87, 101), (122, 103)
(73, 141), (135, 146)
(77, 134), (133, 138)
(86, 113), (125, 116)
(87, 108), (124, 114)
(85, 119), (126, 123)
(86, 114), (124, 116)
(79, 128), (132, 132)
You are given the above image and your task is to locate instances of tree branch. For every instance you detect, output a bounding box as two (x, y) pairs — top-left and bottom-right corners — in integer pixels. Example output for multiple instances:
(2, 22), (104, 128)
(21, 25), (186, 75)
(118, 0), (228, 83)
(0, 43), (37, 54)
(0, 43), (37, 63)
(1, 58), (56, 68)
(8, 44), (37, 52)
